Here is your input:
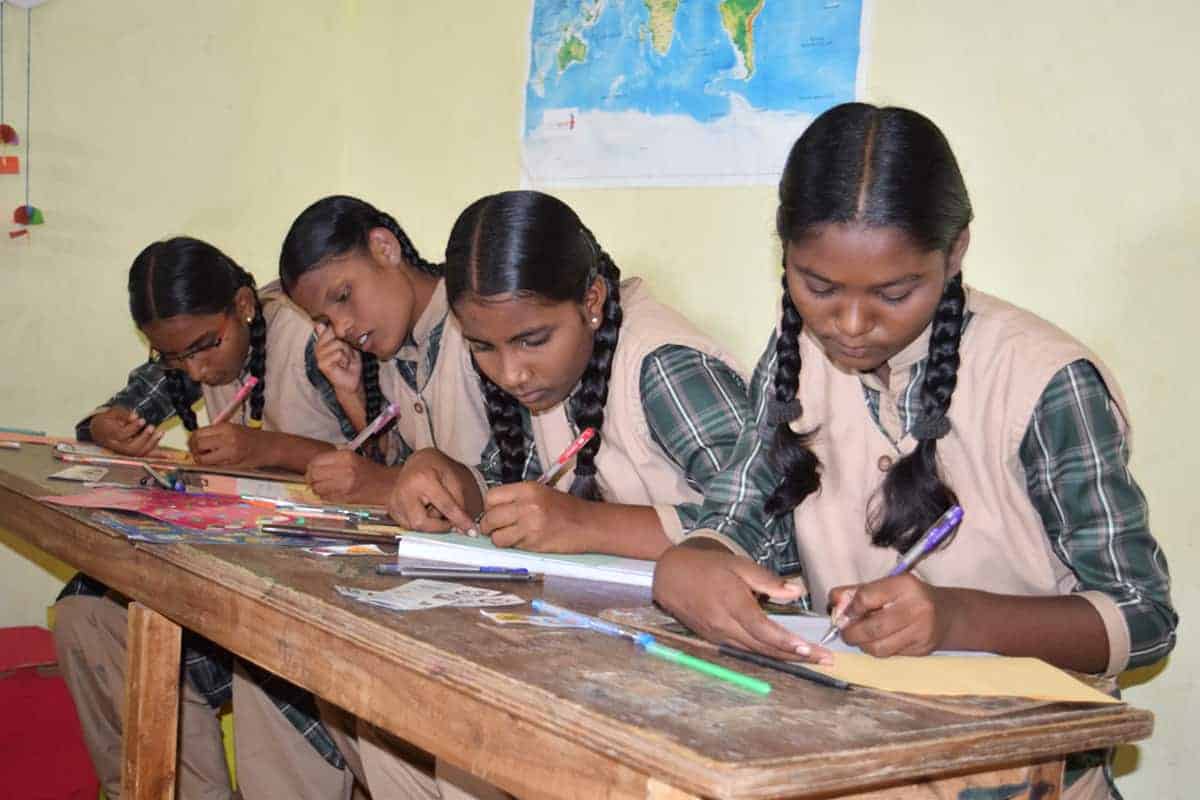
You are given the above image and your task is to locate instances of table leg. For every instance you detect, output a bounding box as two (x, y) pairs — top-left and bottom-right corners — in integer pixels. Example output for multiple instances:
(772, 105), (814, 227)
(120, 602), (182, 800)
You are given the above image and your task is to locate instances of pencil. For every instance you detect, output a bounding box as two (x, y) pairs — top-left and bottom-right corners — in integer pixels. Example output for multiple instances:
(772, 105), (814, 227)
(537, 427), (596, 486)
(718, 644), (851, 691)
(210, 376), (259, 426)
(340, 403), (399, 452)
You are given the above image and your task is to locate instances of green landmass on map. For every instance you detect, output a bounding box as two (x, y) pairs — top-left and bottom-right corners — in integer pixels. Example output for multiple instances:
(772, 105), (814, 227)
(557, 33), (589, 72)
(644, 0), (681, 55)
(719, 0), (766, 76)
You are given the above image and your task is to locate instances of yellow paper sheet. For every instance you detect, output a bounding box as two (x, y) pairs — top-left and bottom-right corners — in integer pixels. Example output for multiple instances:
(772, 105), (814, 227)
(771, 615), (1118, 704)
(810, 653), (1117, 704)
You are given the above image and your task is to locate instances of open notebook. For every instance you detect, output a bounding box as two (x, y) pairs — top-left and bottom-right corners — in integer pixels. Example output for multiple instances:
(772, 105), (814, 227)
(395, 532), (655, 588)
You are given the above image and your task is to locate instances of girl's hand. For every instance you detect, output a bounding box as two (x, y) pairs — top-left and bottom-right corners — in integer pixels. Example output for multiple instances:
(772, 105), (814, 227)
(306, 450), (395, 505)
(386, 449), (477, 533)
(90, 407), (164, 456)
(479, 482), (593, 553)
(829, 574), (954, 657)
(652, 543), (829, 663)
(313, 322), (364, 399)
(188, 423), (261, 466)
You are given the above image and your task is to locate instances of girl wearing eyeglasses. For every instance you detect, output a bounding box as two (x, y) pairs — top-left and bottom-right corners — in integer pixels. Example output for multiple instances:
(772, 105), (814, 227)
(80, 236), (349, 469)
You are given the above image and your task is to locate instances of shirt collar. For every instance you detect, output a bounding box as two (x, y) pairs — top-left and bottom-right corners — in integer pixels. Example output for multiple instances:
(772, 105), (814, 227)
(394, 279), (448, 365)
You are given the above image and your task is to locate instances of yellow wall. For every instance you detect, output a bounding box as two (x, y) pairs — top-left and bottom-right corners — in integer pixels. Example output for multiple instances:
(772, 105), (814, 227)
(1, 1), (1193, 794)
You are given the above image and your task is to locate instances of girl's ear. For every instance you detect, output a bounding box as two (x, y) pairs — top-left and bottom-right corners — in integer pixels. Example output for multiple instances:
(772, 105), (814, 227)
(946, 226), (970, 280)
(581, 275), (608, 328)
(368, 227), (403, 268)
(232, 286), (257, 323)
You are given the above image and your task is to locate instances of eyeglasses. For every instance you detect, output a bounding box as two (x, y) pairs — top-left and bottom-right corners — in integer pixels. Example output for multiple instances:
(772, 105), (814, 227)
(149, 312), (234, 369)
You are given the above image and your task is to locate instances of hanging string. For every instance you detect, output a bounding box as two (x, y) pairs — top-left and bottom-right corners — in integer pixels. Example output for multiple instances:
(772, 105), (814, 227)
(1, 3), (6, 125)
(1, 2), (6, 126)
(24, 4), (31, 208)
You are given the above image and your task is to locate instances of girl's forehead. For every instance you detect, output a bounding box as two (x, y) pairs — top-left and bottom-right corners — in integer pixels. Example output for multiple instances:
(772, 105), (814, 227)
(786, 224), (941, 281)
(455, 293), (573, 333)
(141, 312), (226, 351)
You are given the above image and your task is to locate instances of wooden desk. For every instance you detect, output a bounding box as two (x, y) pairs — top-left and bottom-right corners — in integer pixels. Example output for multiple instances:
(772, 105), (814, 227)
(0, 446), (1153, 799)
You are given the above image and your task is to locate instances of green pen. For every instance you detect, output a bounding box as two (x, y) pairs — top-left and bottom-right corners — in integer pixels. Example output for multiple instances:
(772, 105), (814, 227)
(634, 633), (771, 696)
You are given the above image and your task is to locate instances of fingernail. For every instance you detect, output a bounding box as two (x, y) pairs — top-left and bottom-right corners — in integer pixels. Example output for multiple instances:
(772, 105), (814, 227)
(467, 528), (480, 538)
(795, 641), (811, 656)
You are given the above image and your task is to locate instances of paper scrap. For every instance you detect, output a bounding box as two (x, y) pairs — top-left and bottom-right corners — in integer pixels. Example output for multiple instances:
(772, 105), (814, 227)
(49, 465), (110, 483)
(335, 579), (524, 612)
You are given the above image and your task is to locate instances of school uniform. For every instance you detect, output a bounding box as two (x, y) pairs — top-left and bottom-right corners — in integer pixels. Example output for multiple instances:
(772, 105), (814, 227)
(54, 282), (353, 800)
(237, 276), (495, 800)
(687, 288), (1177, 800)
(356, 277), (752, 798)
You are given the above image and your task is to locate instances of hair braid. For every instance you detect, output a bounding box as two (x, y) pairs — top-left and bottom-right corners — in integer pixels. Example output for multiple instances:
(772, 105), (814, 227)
(868, 273), (965, 550)
(565, 232), (622, 502)
(764, 272), (822, 516)
(476, 361), (527, 483)
(166, 370), (199, 431)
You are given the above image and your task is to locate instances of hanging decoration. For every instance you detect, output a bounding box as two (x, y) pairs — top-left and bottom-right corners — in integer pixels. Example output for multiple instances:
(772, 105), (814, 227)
(3, 0), (47, 239)
(0, 1), (19, 175)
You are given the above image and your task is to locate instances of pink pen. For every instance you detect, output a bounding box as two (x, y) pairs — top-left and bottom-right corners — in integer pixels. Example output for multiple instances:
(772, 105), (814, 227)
(210, 376), (259, 425)
(340, 403), (399, 452)
(537, 427), (597, 486)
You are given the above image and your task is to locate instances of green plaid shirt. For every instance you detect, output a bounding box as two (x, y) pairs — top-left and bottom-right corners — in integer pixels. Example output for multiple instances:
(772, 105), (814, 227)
(478, 344), (749, 530)
(689, 330), (1177, 670)
(74, 360), (205, 440)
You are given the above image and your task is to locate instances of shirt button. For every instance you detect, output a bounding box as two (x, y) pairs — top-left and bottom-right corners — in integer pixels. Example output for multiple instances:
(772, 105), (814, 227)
(413, 402), (425, 414)
(877, 455), (893, 472)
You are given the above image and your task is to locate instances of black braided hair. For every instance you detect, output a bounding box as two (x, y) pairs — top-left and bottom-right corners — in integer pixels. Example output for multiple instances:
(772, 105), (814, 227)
(445, 191), (622, 500)
(763, 273), (822, 516)
(278, 196), (441, 440)
(128, 237), (264, 429)
(165, 370), (199, 431)
(770, 103), (973, 552)
(565, 228), (622, 501)
(868, 273), (964, 549)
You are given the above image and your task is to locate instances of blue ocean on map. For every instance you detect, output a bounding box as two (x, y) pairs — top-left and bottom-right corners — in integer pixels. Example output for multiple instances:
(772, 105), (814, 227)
(525, 0), (864, 133)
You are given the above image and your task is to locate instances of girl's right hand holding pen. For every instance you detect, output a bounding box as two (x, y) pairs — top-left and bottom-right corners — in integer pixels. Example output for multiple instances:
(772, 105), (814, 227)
(827, 574), (954, 658)
(387, 448), (482, 534)
(90, 407), (164, 456)
(652, 540), (833, 664)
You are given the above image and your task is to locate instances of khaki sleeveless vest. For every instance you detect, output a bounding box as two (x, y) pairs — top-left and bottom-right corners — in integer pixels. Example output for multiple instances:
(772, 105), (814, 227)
(376, 280), (491, 465)
(783, 288), (1132, 680)
(527, 278), (747, 541)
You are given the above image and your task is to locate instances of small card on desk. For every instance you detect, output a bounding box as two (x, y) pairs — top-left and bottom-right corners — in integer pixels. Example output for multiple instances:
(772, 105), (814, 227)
(48, 465), (109, 483)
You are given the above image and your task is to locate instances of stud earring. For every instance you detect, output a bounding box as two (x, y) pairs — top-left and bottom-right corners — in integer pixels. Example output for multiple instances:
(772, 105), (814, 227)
(591, 316), (599, 326)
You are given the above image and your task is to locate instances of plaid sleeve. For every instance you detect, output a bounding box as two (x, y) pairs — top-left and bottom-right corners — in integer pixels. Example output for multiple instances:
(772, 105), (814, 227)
(684, 332), (802, 573)
(76, 360), (202, 440)
(1020, 360), (1177, 670)
(639, 345), (750, 532)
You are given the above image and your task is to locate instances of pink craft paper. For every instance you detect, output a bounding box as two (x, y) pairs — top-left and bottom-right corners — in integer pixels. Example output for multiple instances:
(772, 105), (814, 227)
(41, 487), (289, 531)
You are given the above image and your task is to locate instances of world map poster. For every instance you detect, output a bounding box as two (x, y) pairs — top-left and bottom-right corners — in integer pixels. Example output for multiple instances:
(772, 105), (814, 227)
(522, 0), (869, 187)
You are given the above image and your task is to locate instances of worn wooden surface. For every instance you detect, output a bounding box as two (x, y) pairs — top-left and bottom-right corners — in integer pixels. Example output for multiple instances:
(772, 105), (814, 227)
(0, 445), (1154, 799)
(121, 602), (182, 800)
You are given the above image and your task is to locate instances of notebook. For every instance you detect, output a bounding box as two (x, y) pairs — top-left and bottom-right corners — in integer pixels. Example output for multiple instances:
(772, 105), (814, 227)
(395, 532), (655, 588)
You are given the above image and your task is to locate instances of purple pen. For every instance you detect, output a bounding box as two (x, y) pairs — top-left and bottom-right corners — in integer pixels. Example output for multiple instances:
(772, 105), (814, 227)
(819, 505), (964, 645)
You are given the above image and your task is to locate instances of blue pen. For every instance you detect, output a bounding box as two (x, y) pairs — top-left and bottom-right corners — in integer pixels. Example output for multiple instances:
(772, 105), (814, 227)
(531, 599), (640, 641)
(388, 565), (528, 575)
(819, 505), (964, 645)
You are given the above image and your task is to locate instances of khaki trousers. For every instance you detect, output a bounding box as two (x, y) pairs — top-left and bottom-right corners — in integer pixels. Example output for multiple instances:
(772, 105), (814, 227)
(52, 594), (233, 800)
